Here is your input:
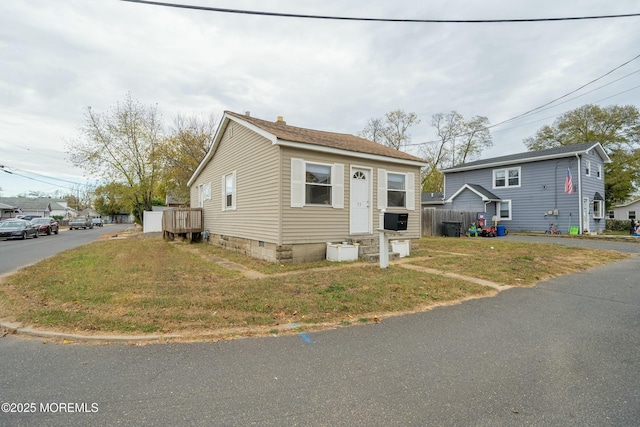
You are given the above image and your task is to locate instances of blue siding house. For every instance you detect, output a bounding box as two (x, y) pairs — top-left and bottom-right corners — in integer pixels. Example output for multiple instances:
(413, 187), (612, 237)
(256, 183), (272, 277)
(442, 142), (610, 234)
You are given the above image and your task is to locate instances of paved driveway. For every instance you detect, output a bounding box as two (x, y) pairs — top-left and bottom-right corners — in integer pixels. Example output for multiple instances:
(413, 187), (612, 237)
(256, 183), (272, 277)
(503, 233), (640, 254)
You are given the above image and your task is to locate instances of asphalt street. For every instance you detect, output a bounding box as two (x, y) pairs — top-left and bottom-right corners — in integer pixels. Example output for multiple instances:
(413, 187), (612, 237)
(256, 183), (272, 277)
(0, 223), (131, 276)
(0, 236), (638, 426)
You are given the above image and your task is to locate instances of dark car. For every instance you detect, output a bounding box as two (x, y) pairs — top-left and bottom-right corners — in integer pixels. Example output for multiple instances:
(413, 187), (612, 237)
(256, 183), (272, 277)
(69, 217), (93, 230)
(17, 215), (41, 221)
(0, 219), (39, 240)
(31, 217), (60, 235)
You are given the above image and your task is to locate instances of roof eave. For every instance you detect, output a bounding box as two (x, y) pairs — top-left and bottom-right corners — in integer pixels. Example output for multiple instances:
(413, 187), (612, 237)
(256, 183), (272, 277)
(443, 142), (611, 174)
(276, 139), (428, 167)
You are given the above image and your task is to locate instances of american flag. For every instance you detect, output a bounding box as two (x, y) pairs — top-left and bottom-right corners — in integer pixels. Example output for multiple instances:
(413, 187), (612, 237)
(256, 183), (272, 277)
(565, 167), (573, 194)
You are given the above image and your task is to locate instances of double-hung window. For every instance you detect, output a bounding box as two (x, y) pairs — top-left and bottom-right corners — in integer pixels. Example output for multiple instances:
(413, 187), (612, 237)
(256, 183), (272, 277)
(493, 167), (520, 188)
(290, 158), (344, 208)
(305, 163), (332, 205)
(585, 160), (591, 177)
(377, 169), (415, 210)
(222, 172), (236, 210)
(387, 173), (406, 208)
(593, 200), (604, 219)
(498, 200), (512, 220)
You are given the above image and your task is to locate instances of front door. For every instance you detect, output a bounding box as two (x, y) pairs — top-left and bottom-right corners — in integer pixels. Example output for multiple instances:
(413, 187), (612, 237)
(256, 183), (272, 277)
(350, 168), (370, 234)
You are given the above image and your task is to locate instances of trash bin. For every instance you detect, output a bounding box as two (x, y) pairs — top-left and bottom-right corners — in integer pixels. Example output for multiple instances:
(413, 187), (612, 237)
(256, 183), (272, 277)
(496, 225), (506, 236)
(442, 221), (462, 237)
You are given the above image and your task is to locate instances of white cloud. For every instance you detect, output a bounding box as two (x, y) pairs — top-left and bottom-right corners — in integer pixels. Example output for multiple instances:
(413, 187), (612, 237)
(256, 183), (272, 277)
(1, 0), (639, 196)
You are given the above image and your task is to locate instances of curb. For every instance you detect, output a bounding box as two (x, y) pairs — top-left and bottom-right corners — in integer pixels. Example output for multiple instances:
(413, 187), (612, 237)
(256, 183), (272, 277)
(1, 320), (182, 343)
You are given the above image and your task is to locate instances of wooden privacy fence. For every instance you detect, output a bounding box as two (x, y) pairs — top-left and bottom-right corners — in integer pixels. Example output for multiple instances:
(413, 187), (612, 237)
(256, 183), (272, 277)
(162, 208), (203, 241)
(421, 208), (478, 236)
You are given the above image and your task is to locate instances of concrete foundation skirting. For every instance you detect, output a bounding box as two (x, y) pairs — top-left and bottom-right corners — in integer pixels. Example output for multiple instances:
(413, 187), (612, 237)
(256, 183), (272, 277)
(209, 234), (420, 263)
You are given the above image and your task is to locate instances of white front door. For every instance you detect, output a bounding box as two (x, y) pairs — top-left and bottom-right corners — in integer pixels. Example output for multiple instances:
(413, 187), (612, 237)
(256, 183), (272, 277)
(350, 168), (370, 234)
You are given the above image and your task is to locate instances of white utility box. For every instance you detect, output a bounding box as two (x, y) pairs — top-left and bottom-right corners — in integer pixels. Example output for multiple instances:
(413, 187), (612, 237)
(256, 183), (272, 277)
(391, 240), (410, 257)
(326, 243), (358, 262)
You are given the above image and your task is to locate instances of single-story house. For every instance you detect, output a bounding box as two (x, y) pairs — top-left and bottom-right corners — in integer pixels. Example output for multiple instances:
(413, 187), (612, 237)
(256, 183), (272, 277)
(50, 200), (76, 220)
(442, 142), (610, 234)
(421, 192), (445, 209)
(187, 111), (427, 263)
(610, 198), (640, 221)
(0, 197), (53, 221)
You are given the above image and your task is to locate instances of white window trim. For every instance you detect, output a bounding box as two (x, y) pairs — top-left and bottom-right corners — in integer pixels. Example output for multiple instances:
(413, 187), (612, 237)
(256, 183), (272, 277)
(492, 167), (521, 189)
(290, 158), (344, 208)
(596, 164), (602, 180)
(377, 169), (415, 210)
(593, 200), (604, 219)
(585, 160), (591, 177)
(222, 172), (236, 211)
(498, 199), (512, 220)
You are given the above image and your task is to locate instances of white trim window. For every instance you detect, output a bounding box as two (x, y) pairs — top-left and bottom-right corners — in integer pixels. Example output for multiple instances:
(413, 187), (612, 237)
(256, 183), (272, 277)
(593, 200), (604, 219)
(493, 167), (520, 189)
(387, 173), (406, 208)
(596, 164), (602, 179)
(290, 158), (344, 208)
(498, 200), (512, 220)
(585, 160), (591, 177)
(377, 169), (415, 210)
(222, 172), (236, 211)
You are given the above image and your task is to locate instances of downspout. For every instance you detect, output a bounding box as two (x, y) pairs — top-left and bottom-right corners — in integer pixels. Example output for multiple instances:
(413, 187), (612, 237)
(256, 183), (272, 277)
(576, 154), (582, 234)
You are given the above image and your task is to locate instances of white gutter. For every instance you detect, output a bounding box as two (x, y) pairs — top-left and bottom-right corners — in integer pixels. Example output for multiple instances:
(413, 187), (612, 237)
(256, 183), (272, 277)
(576, 154), (582, 234)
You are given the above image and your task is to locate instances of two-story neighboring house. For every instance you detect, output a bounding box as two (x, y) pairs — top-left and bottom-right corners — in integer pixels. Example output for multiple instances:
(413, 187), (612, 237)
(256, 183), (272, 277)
(442, 142), (610, 234)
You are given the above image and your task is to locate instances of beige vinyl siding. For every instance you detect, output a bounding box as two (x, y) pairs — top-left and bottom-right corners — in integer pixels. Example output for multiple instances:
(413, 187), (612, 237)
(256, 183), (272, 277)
(191, 123), (280, 243)
(281, 147), (421, 244)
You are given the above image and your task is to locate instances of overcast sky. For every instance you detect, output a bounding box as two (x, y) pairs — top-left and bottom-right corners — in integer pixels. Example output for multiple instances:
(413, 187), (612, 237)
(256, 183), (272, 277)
(1, 0), (639, 198)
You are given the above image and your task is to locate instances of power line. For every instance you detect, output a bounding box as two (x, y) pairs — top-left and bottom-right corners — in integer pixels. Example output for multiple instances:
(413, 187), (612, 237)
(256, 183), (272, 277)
(120, 0), (640, 23)
(0, 165), (87, 189)
(408, 54), (640, 147)
(489, 53), (640, 129)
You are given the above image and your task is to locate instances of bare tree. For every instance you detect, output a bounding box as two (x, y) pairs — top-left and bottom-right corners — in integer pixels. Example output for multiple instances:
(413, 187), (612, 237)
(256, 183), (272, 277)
(359, 109), (420, 150)
(66, 93), (163, 223)
(421, 111), (492, 192)
(157, 113), (217, 204)
(456, 115), (492, 164)
(358, 117), (386, 144)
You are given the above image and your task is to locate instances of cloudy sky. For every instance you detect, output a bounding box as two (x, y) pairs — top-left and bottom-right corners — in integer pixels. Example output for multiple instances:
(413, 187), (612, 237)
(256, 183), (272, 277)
(1, 0), (639, 197)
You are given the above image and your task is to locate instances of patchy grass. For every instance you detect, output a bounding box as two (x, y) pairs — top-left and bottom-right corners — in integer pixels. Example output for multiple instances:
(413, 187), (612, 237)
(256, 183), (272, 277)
(0, 235), (627, 340)
(411, 237), (627, 286)
(0, 238), (490, 338)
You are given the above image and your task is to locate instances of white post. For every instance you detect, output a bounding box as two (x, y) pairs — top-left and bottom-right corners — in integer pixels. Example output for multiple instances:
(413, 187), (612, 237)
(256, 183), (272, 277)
(379, 210), (389, 268)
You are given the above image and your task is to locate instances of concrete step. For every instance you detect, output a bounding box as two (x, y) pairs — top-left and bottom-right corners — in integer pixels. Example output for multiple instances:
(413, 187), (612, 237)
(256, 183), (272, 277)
(362, 252), (401, 263)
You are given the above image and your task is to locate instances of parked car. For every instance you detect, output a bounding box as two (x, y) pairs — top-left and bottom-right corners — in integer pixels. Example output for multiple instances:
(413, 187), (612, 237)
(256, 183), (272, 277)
(91, 218), (104, 227)
(16, 215), (41, 221)
(69, 217), (93, 230)
(31, 217), (60, 235)
(0, 219), (39, 240)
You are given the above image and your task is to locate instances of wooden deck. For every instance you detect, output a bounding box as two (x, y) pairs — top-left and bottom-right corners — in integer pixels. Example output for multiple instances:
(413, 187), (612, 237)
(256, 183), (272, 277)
(162, 208), (204, 241)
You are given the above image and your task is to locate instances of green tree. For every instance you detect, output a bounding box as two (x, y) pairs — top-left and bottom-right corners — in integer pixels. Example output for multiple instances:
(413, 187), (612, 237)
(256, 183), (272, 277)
(157, 113), (216, 205)
(66, 93), (163, 224)
(93, 183), (127, 218)
(523, 104), (640, 205)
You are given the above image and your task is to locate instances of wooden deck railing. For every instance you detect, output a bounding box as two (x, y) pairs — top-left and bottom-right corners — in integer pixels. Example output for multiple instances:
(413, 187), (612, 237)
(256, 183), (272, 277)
(162, 208), (203, 241)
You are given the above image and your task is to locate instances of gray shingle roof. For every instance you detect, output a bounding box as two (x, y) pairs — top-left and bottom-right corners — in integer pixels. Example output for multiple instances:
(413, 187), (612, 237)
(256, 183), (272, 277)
(443, 142), (610, 173)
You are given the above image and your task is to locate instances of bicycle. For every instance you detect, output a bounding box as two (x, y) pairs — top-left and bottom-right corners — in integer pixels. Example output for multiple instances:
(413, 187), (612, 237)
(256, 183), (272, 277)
(545, 223), (561, 234)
